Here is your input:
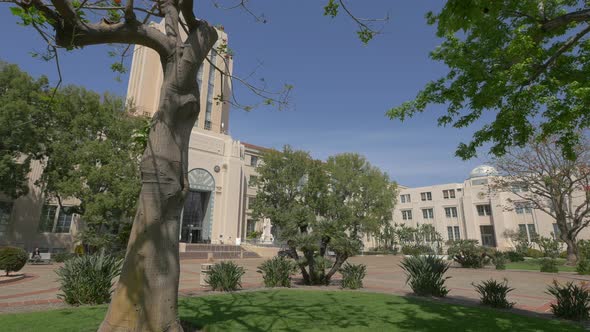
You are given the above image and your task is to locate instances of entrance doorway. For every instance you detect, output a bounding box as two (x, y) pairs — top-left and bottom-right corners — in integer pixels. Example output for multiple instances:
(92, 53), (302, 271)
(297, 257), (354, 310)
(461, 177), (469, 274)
(480, 225), (497, 247)
(180, 191), (210, 243)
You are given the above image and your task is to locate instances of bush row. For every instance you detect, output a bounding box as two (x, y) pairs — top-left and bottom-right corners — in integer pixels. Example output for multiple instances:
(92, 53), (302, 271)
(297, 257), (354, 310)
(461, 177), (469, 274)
(400, 255), (590, 320)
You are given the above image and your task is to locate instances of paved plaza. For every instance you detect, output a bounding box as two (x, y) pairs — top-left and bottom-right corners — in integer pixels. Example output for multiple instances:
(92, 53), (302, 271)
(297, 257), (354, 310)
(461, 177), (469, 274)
(1, 255), (588, 315)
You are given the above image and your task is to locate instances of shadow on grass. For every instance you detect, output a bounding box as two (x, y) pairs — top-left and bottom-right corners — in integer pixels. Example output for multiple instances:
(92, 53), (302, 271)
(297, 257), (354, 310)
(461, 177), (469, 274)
(178, 289), (582, 332)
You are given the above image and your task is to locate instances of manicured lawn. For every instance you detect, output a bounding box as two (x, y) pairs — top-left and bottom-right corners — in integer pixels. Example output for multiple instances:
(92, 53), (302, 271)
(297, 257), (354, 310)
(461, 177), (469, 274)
(506, 258), (577, 273)
(0, 290), (582, 331)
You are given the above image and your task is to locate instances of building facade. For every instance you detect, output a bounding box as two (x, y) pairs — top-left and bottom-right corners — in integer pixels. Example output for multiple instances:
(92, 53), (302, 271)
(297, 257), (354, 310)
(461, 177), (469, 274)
(393, 165), (590, 250)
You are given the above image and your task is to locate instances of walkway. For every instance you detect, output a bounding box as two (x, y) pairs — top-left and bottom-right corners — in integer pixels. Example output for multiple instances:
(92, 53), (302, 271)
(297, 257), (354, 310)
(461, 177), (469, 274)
(0, 256), (587, 315)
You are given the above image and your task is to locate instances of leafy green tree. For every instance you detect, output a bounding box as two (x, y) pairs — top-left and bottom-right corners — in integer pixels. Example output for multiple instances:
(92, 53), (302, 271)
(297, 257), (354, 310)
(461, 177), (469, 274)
(0, 62), (51, 198)
(252, 147), (395, 285)
(39, 86), (146, 254)
(389, 0), (590, 160)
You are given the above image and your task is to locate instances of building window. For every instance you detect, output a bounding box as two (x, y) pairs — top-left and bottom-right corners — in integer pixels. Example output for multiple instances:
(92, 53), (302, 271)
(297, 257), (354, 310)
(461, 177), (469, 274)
(444, 207), (458, 218)
(0, 202), (12, 236)
(38, 205), (57, 232)
(443, 189), (456, 199)
(204, 50), (217, 131)
(38, 204), (74, 233)
(400, 194), (411, 203)
(472, 179), (488, 186)
(515, 202), (532, 214)
(401, 210), (412, 220)
(476, 204), (492, 216)
(55, 207), (74, 233)
(246, 219), (256, 234)
(249, 175), (258, 187)
(250, 155), (259, 167)
(248, 197), (257, 210)
(422, 208), (434, 219)
(420, 192), (432, 201)
(553, 223), (560, 239)
(518, 223), (537, 241)
(447, 226), (461, 241)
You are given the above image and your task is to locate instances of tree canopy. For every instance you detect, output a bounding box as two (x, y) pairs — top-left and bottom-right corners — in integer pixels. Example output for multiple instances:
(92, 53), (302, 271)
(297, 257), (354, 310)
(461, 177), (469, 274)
(389, 0), (590, 160)
(0, 62), (51, 198)
(252, 146), (395, 285)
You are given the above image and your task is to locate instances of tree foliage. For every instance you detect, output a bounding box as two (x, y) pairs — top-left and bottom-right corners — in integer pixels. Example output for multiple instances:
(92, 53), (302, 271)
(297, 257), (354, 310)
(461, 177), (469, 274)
(0, 62), (51, 198)
(252, 146), (395, 285)
(389, 0), (590, 160)
(39, 86), (147, 253)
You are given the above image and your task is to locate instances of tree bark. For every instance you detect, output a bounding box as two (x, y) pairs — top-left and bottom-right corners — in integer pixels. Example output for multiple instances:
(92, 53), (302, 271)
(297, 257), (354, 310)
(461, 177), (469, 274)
(325, 255), (347, 284)
(564, 237), (579, 265)
(98, 22), (217, 332)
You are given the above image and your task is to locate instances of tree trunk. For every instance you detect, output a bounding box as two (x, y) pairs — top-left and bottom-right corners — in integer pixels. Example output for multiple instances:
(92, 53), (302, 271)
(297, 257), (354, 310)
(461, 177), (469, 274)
(98, 23), (217, 332)
(325, 255), (347, 284)
(564, 237), (579, 265)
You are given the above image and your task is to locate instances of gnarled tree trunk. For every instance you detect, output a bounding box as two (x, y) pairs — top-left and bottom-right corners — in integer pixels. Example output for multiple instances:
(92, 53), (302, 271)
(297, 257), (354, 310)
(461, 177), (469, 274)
(98, 21), (217, 332)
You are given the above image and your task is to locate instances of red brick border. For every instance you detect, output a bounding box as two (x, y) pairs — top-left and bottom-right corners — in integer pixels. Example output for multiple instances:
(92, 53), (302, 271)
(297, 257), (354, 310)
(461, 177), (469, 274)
(0, 287), (59, 300)
(0, 274), (39, 287)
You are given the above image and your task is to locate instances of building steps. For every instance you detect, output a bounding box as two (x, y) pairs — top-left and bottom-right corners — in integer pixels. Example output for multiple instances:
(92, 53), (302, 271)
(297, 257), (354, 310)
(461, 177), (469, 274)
(179, 244), (261, 260)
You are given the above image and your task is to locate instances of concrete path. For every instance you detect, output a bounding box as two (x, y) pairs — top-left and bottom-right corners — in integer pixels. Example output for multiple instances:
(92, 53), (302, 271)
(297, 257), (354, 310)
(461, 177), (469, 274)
(1, 256), (588, 315)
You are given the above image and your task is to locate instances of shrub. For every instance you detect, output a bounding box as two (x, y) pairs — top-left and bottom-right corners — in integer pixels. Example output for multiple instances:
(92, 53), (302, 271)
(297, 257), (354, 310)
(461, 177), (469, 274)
(540, 258), (559, 273)
(53, 252), (76, 263)
(0, 247), (28, 276)
(246, 231), (262, 240)
(505, 250), (525, 262)
(525, 248), (543, 259)
(473, 279), (514, 309)
(447, 240), (489, 268)
(400, 255), (450, 297)
(534, 236), (561, 258)
(559, 251), (568, 259)
(257, 256), (297, 288)
(206, 261), (245, 291)
(578, 240), (590, 260)
(490, 251), (507, 270)
(546, 281), (590, 320)
(339, 263), (367, 289)
(55, 251), (122, 305)
(401, 244), (434, 256)
(577, 259), (590, 275)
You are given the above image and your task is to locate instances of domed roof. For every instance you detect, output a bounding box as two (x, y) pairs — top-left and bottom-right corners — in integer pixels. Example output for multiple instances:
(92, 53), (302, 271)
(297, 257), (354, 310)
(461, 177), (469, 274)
(469, 165), (498, 178)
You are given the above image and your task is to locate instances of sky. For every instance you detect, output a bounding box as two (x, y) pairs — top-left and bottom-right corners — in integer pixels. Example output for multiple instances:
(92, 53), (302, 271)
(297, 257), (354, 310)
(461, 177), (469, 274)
(0, 1), (492, 187)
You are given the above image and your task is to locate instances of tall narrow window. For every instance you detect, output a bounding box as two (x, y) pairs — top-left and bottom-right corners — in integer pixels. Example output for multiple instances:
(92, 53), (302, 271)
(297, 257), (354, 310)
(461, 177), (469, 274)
(39, 204), (57, 232)
(250, 156), (259, 167)
(54, 207), (73, 233)
(447, 226), (454, 241)
(204, 50), (217, 130)
(454, 226), (460, 240)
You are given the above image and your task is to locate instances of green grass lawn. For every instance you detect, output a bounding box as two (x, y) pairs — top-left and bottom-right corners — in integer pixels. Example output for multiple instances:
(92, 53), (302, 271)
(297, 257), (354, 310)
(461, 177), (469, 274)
(0, 290), (582, 332)
(505, 258), (577, 272)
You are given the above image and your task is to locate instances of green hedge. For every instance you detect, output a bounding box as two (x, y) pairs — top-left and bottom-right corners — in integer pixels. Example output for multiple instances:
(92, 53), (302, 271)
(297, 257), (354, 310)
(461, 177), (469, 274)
(0, 247), (28, 276)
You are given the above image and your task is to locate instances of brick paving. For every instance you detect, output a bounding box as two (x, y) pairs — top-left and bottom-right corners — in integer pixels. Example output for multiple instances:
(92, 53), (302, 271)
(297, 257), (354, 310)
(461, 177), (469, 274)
(1, 255), (589, 315)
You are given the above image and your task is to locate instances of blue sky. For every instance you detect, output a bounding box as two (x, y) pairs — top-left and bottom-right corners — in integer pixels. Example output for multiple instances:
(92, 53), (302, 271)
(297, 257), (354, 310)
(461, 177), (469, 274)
(0, 1), (491, 187)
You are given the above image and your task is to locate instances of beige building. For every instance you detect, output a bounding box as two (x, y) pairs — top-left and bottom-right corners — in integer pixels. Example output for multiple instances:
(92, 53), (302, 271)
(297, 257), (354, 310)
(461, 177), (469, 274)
(393, 165), (590, 250)
(0, 20), (267, 253)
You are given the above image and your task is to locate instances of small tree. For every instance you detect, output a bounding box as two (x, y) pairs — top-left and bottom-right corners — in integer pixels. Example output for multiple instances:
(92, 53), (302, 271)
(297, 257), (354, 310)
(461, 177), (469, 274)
(493, 138), (590, 264)
(252, 148), (395, 285)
